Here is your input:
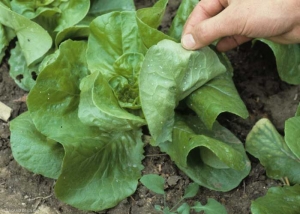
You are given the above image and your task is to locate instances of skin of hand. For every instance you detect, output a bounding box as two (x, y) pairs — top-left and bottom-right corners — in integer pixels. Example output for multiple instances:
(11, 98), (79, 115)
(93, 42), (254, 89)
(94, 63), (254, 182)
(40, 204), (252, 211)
(181, 0), (300, 52)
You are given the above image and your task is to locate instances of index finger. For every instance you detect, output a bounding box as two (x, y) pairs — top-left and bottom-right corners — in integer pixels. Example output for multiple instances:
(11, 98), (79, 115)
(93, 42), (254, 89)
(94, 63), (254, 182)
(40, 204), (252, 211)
(182, 0), (227, 35)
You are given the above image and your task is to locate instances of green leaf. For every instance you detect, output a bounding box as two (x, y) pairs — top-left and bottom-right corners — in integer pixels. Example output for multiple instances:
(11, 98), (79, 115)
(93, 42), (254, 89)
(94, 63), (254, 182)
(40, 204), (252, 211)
(53, 0), (90, 32)
(183, 183), (199, 199)
(0, 3), (52, 65)
(159, 115), (251, 191)
(246, 118), (300, 184)
(251, 185), (300, 214)
(55, 129), (144, 211)
(163, 207), (177, 214)
(27, 40), (97, 141)
(192, 199), (228, 214)
(155, 205), (162, 211)
(136, 0), (175, 48)
(140, 40), (226, 145)
(186, 72), (249, 129)
(78, 71), (145, 131)
(8, 41), (39, 91)
(285, 117), (300, 159)
(177, 202), (190, 214)
(89, 0), (135, 16)
(87, 11), (146, 110)
(11, 0), (90, 32)
(55, 25), (90, 47)
(140, 174), (165, 195)
(10, 112), (64, 179)
(87, 11), (146, 78)
(259, 40), (300, 85)
(110, 53), (144, 109)
(168, 0), (198, 41)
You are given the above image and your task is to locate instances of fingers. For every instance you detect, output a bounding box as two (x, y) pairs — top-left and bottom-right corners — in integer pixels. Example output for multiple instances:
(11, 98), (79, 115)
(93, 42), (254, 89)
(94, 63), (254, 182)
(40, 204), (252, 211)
(182, 0), (227, 34)
(216, 36), (252, 52)
(182, 6), (245, 50)
(181, 0), (226, 50)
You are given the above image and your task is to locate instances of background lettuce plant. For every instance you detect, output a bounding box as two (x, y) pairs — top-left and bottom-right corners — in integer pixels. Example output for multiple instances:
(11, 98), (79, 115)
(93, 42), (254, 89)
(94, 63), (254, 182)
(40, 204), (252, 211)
(1, 0), (300, 212)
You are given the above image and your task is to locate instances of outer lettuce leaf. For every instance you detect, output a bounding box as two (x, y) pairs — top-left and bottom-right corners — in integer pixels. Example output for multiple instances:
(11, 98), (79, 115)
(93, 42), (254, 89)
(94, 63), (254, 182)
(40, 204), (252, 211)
(251, 185), (300, 214)
(78, 70), (145, 131)
(168, 0), (198, 41)
(10, 112), (64, 179)
(27, 40), (96, 140)
(186, 72), (249, 129)
(87, 11), (146, 77)
(159, 115), (251, 191)
(140, 40), (226, 145)
(8, 42), (39, 91)
(11, 0), (90, 32)
(0, 4), (52, 65)
(259, 40), (300, 85)
(136, 0), (175, 48)
(284, 116), (300, 159)
(55, 129), (144, 211)
(246, 118), (300, 184)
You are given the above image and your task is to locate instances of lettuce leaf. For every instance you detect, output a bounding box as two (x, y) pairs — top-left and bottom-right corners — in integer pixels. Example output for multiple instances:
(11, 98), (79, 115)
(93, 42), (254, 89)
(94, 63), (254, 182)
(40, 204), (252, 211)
(168, 0), (198, 41)
(259, 40), (300, 85)
(140, 40), (226, 145)
(78, 70), (145, 131)
(159, 115), (251, 191)
(87, 11), (146, 76)
(186, 71), (249, 129)
(8, 41), (39, 91)
(136, 0), (175, 48)
(246, 118), (300, 184)
(27, 40), (93, 140)
(10, 0), (90, 32)
(10, 112), (64, 179)
(251, 185), (300, 214)
(87, 11), (146, 109)
(0, 3), (52, 65)
(55, 129), (144, 211)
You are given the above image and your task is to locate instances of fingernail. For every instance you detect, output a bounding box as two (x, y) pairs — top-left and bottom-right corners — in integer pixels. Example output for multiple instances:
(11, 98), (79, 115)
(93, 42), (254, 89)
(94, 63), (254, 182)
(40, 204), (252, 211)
(181, 34), (196, 49)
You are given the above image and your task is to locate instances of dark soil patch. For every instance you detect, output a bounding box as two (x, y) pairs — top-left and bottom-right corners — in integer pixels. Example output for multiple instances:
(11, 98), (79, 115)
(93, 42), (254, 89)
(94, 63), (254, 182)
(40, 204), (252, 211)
(1, 1), (299, 213)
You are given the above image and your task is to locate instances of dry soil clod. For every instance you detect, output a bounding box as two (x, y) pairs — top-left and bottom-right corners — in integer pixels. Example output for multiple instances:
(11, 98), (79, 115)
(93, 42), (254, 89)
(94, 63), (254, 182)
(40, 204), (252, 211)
(0, 101), (12, 122)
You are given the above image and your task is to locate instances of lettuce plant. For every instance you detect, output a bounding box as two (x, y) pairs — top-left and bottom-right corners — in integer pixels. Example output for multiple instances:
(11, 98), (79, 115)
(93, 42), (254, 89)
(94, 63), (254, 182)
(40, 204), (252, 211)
(3, 0), (300, 212)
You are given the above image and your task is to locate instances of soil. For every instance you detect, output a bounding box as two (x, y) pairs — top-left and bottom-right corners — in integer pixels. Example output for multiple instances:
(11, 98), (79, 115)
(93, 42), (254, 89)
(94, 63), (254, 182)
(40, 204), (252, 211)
(1, 1), (300, 214)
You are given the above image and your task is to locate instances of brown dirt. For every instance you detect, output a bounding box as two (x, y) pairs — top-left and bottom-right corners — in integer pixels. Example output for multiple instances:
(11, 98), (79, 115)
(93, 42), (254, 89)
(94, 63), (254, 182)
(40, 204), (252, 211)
(1, 1), (299, 214)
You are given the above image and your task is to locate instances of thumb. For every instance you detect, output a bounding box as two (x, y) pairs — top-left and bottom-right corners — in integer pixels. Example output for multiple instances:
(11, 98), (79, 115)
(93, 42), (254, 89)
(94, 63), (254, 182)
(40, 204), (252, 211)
(181, 8), (244, 50)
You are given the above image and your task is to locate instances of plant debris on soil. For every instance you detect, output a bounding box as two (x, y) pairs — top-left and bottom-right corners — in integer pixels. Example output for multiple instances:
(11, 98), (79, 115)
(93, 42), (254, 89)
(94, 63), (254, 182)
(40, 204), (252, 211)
(1, 1), (299, 214)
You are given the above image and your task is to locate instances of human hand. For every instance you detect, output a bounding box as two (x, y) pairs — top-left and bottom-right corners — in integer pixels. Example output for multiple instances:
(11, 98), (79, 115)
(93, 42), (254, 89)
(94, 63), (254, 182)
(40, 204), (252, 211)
(181, 0), (300, 52)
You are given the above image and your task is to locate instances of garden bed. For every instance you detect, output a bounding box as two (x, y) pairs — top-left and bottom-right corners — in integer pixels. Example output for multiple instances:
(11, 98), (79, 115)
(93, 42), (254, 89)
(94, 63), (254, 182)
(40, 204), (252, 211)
(1, 0), (299, 213)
